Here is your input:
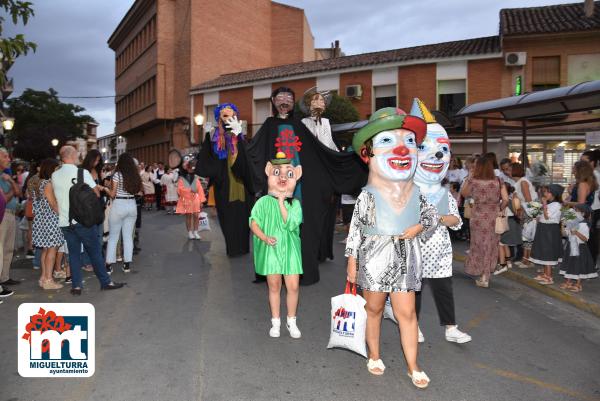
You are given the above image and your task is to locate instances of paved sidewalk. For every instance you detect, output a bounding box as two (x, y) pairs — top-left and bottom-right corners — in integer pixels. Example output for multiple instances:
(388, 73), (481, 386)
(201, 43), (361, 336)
(452, 239), (600, 318)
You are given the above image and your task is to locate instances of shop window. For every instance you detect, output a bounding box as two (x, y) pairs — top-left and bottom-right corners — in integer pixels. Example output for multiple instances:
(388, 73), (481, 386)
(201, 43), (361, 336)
(374, 85), (396, 110)
(438, 80), (466, 129)
(532, 56), (560, 91)
(253, 99), (271, 137)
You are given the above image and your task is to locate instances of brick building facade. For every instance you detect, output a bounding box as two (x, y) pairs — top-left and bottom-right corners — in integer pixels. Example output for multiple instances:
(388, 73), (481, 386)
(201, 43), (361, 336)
(189, 1), (600, 184)
(110, 1), (600, 183)
(108, 0), (317, 163)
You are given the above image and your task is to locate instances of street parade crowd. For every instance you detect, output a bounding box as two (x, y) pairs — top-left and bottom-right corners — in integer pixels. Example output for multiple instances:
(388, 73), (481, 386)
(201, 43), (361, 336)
(0, 87), (598, 389)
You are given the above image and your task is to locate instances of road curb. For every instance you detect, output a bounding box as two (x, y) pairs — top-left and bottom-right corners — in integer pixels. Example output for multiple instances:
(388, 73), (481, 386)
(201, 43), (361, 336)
(453, 252), (600, 319)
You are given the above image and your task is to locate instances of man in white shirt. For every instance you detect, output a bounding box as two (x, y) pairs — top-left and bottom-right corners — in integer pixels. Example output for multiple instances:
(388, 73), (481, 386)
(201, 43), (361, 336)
(52, 146), (124, 295)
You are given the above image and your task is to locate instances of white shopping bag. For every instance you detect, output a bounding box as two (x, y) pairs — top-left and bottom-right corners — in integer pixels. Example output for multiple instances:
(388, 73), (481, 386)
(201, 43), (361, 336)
(198, 211), (210, 231)
(383, 296), (397, 323)
(327, 282), (367, 358)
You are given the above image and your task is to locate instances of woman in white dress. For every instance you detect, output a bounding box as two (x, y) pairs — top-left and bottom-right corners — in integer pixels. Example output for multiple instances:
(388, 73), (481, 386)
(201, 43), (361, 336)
(513, 162), (538, 267)
(160, 168), (179, 214)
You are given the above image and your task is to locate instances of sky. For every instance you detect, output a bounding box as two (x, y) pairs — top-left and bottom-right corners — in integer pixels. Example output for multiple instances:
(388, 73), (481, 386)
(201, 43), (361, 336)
(4, 0), (574, 137)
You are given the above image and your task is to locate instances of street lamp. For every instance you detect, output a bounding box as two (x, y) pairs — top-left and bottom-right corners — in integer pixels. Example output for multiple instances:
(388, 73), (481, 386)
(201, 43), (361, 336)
(194, 113), (204, 126)
(51, 138), (59, 147)
(2, 117), (14, 131)
(193, 113), (204, 145)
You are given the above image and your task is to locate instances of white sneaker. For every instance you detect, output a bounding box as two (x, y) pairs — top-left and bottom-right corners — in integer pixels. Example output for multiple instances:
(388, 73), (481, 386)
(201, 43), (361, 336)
(286, 316), (301, 339)
(193, 231), (202, 240)
(418, 326), (425, 343)
(188, 231), (195, 240)
(269, 318), (281, 338)
(493, 265), (508, 275)
(445, 326), (472, 344)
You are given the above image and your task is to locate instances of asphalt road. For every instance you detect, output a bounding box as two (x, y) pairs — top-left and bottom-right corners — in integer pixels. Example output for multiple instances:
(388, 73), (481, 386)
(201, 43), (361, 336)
(1, 208), (600, 401)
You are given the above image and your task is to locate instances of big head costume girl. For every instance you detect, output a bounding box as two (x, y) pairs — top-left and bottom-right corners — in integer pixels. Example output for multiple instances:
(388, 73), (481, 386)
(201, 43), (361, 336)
(345, 107), (436, 292)
(411, 98), (471, 344)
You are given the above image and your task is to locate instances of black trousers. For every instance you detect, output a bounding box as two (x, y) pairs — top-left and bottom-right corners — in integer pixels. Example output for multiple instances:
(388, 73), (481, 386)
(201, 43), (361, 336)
(415, 277), (456, 326)
(155, 184), (163, 209)
(589, 209), (600, 264)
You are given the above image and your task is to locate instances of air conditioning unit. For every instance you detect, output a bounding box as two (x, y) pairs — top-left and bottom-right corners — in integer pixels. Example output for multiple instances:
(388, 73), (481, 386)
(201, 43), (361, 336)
(505, 52), (527, 67)
(345, 84), (363, 99)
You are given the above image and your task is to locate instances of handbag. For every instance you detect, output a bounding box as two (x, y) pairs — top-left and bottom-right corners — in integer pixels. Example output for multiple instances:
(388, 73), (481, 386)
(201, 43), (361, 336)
(463, 199), (472, 219)
(326, 281), (367, 358)
(25, 198), (34, 219)
(495, 213), (509, 234)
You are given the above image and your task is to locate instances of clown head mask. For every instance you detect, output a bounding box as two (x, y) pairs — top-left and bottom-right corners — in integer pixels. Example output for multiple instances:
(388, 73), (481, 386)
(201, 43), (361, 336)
(353, 107), (426, 183)
(265, 152), (302, 198)
(271, 87), (295, 119)
(411, 99), (451, 186)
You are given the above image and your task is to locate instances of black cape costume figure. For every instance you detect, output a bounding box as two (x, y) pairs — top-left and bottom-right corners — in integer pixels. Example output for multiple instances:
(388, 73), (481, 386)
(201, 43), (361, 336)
(195, 103), (253, 257)
(233, 87), (367, 285)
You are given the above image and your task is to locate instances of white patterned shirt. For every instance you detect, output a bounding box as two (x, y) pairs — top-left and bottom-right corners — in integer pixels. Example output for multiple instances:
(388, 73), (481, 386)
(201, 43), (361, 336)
(419, 191), (462, 278)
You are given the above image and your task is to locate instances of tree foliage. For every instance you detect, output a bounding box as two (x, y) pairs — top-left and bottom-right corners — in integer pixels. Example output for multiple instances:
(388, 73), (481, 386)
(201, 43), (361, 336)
(322, 94), (360, 124)
(6, 88), (95, 161)
(0, 0), (37, 86)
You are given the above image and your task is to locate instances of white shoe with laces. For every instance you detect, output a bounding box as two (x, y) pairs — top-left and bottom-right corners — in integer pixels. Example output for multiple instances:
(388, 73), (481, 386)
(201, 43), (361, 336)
(418, 326), (425, 343)
(194, 231), (202, 240)
(269, 318), (281, 338)
(286, 316), (301, 339)
(445, 326), (472, 343)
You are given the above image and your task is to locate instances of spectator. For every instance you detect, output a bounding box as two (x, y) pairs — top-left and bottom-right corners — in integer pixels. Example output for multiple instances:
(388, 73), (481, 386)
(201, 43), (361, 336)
(461, 154), (509, 288)
(80, 150), (111, 271)
(106, 153), (141, 274)
(499, 158), (516, 187)
(513, 162), (538, 267)
(160, 167), (179, 214)
(580, 150), (600, 264)
(52, 145), (124, 295)
(153, 162), (166, 211)
(565, 160), (597, 208)
(32, 158), (64, 290)
(140, 165), (155, 210)
(0, 148), (21, 292)
(446, 154), (466, 184)
(530, 184), (564, 285)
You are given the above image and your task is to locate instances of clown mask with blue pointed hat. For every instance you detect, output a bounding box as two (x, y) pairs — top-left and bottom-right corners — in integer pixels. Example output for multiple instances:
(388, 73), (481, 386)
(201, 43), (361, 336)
(411, 98), (451, 187)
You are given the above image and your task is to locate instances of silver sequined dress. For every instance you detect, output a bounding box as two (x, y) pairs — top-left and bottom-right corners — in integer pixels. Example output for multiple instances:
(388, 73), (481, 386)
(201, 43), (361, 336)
(345, 187), (437, 292)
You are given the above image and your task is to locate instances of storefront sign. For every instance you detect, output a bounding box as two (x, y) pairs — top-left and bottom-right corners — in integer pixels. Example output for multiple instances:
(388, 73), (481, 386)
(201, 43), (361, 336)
(585, 131), (600, 145)
(554, 146), (565, 163)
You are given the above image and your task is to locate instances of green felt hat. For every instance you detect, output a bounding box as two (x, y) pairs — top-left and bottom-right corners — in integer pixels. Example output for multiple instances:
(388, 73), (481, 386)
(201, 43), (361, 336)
(352, 107), (427, 156)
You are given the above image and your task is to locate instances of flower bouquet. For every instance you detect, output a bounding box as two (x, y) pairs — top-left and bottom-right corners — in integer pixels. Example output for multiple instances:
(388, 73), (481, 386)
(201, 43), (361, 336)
(525, 201), (543, 218)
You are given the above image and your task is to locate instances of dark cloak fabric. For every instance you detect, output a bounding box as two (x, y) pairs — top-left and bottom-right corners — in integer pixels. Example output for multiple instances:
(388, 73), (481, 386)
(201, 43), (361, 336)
(195, 132), (253, 257)
(232, 116), (367, 284)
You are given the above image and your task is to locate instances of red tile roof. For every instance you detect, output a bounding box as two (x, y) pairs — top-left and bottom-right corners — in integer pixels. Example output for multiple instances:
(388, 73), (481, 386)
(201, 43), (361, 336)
(192, 36), (501, 91)
(500, 1), (600, 36)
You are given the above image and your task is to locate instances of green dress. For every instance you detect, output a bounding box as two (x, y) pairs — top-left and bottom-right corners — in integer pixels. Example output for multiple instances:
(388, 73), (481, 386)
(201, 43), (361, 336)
(250, 195), (303, 275)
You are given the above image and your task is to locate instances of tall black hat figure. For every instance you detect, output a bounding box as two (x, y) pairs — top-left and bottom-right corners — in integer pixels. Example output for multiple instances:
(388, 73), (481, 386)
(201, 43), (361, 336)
(233, 87), (367, 285)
